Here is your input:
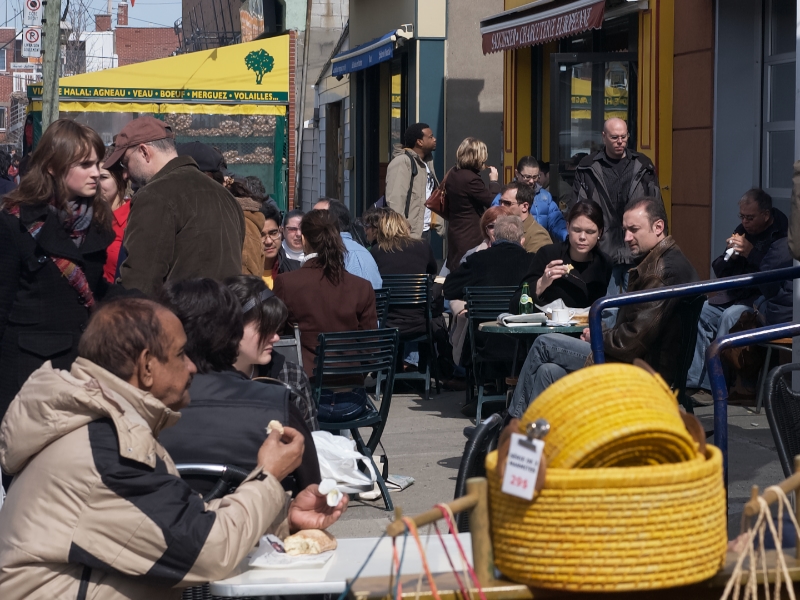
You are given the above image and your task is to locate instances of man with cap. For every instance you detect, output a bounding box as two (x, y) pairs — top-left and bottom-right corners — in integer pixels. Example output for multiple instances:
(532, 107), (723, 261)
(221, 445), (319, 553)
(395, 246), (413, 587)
(106, 116), (245, 297)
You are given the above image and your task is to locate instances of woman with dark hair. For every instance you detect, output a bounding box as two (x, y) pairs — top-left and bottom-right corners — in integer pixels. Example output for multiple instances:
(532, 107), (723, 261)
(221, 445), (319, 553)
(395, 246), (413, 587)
(226, 275), (315, 429)
(512, 200), (612, 310)
(273, 210), (377, 422)
(98, 153), (131, 282)
(443, 137), (501, 269)
(158, 278), (320, 496)
(260, 203), (300, 289)
(0, 119), (113, 426)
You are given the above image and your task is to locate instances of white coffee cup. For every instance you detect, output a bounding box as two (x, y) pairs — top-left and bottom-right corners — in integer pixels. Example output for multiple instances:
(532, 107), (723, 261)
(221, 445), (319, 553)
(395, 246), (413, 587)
(551, 308), (571, 323)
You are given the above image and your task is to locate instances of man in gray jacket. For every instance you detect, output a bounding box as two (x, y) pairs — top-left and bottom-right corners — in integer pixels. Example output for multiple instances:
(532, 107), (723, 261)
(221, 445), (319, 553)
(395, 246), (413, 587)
(572, 118), (662, 294)
(385, 123), (445, 240)
(105, 117), (245, 297)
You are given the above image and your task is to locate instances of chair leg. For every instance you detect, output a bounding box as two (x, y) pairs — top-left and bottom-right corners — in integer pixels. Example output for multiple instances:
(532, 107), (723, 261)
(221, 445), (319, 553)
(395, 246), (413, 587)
(423, 362), (431, 401)
(352, 429), (393, 512)
(476, 385), (484, 425)
(755, 346), (774, 414)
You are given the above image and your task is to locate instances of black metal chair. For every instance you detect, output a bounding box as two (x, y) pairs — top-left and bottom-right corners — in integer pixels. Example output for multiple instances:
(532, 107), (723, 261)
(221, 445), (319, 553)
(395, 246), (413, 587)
(273, 323), (303, 369)
(311, 329), (400, 511)
(380, 274), (440, 400)
(374, 288), (391, 329)
(464, 286), (519, 424)
(453, 413), (503, 532)
(667, 295), (706, 413)
(764, 363), (800, 478)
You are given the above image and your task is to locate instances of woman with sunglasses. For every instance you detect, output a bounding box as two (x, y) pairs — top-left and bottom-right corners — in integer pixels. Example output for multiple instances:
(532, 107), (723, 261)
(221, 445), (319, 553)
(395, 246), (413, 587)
(226, 275), (316, 430)
(261, 203), (300, 289)
(491, 155), (567, 242)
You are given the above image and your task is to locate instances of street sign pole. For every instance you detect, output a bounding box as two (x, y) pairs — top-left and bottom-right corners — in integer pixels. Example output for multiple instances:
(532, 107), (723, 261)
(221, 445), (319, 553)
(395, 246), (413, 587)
(41, 0), (62, 129)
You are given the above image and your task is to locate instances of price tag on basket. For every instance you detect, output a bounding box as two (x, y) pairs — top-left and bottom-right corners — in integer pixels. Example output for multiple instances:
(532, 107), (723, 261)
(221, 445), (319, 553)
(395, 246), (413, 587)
(501, 434), (544, 501)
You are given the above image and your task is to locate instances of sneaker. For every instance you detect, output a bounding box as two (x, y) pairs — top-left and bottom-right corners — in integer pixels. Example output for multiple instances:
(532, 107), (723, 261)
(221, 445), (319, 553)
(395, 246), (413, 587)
(690, 390), (713, 407)
(357, 482), (382, 501)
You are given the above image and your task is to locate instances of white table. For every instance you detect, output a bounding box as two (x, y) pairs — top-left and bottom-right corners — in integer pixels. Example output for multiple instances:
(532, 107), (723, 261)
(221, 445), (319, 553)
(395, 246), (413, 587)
(210, 533), (473, 597)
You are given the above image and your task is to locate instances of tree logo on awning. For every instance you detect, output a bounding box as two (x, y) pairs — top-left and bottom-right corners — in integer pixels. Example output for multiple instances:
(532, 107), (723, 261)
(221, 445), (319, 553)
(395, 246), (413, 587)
(245, 49), (275, 85)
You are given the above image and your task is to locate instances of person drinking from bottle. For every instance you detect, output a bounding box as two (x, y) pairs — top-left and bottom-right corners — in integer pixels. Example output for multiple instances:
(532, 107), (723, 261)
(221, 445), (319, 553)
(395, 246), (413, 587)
(510, 200), (612, 312)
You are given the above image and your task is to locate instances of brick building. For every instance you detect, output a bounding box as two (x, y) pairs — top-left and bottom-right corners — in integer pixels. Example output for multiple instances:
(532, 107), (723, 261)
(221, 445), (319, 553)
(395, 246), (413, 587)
(115, 28), (180, 66)
(0, 28), (18, 146)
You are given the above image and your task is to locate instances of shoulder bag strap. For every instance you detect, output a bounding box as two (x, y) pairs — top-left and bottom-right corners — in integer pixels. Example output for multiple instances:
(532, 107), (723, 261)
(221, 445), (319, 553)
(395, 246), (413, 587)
(404, 151), (419, 218)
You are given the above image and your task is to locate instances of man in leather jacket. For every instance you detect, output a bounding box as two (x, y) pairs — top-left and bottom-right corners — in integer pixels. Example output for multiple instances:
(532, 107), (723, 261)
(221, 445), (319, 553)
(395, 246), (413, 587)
(508, 197), (698, 417)
(572, 118), (663, 295)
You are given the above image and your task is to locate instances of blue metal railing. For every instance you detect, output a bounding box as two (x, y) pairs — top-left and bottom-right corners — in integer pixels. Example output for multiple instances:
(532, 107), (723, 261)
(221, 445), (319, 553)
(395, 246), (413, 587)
(588, 265), (800, 485)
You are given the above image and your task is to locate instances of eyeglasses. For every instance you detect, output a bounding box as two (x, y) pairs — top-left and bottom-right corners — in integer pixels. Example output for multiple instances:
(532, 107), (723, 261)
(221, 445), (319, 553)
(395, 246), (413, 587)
(499, 200), (518, 207)
(263, 229), (281, 240)
(284, 226), (301, 234)
(606, 134), (630, 142)
(738, 213), (764, 222)
(517, 173), (539, 181)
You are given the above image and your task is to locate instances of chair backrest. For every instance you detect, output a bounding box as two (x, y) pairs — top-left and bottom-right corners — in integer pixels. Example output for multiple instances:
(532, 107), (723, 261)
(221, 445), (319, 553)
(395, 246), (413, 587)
(311, 329), (400, 419)
(668, 294), (706, 408)
(273, 324), (303, 368)
(765, 363), (800, 478)
(380, 274), (432, 311)
(465, 286), (519, 363)
(374, 288), (392, 328)
(175, 464), (251, 502)
(454, 413), (504, 531)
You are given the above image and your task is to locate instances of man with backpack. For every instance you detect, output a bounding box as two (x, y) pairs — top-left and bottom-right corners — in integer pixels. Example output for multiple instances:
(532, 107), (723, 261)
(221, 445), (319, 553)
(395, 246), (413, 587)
(385, 123), (445, 240)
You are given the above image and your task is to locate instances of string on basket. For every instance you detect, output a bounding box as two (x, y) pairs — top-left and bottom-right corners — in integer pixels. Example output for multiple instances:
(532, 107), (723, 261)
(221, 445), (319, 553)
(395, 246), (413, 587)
(335, 532), (387, 600)
(435, 503), (488, 600)
(431, 509), (473, 600)
(720, 486), (800, 600)
(392, 530), (409, 600)
(402, 517), (443, 600)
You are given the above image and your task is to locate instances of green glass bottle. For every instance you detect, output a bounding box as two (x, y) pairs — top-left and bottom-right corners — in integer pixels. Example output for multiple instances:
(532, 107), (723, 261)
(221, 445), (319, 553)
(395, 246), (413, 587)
(519, 282), (533, 314)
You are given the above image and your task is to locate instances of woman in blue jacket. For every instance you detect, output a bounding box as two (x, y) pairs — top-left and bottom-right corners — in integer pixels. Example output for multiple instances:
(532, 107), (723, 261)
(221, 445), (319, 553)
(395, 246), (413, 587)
(493, 156), (568, 241)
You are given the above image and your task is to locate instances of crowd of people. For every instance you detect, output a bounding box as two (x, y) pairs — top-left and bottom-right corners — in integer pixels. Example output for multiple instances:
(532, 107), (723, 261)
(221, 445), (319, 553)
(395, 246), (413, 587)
(0, 111), (794, 596)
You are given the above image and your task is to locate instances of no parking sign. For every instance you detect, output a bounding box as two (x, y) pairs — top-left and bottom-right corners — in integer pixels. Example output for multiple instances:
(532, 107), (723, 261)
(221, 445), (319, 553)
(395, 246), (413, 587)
(23, 0), (43, 27)
(22, 27), (41, 58)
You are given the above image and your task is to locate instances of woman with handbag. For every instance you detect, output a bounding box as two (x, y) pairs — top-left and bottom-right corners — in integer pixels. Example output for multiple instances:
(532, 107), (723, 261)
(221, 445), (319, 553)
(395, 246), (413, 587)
(441, 137), (501, 270)
(0, 119), (114, 431)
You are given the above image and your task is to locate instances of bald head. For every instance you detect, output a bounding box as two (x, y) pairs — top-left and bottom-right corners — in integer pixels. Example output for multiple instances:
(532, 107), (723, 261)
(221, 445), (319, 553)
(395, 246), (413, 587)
(602, 118), (629, 159)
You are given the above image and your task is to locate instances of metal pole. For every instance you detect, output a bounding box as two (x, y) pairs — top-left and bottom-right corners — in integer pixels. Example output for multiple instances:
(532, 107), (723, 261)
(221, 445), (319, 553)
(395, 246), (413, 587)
(41, 0), (63, 129)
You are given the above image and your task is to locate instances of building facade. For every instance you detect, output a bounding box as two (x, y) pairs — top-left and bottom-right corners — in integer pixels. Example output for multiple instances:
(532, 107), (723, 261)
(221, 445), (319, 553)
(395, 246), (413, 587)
(484, 0), (800, 279)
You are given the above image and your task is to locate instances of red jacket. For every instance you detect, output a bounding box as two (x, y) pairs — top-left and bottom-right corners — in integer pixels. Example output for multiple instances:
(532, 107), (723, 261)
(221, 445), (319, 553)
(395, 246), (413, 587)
(103, 200), (130, 283)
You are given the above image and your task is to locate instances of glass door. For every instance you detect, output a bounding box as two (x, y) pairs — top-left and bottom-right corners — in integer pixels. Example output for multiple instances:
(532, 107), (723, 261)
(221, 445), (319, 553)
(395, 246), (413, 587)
(549, 52), (637, 198)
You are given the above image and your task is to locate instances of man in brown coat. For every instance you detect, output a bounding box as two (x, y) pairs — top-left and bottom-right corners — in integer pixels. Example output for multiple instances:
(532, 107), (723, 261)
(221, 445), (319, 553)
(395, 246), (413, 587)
(106, 117), (245, 297)
(497, 182), (553, 254)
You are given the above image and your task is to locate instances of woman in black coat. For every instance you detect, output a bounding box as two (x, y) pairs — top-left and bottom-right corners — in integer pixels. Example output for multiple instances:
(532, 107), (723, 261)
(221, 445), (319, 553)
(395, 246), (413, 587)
(0, 120), (114, 424)
(443, 137), (501, 270)
(512, 201), (612, 310)
(370, 208), (438, 335)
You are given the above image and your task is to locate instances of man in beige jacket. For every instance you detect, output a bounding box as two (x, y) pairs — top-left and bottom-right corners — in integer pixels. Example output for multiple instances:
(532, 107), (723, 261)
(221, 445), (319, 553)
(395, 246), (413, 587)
(385, 122), (446, 239)
(0, 298), (346, 600)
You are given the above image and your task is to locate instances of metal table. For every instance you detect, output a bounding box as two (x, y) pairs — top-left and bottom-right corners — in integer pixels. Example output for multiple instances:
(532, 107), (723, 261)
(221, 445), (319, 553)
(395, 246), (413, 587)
(478, 321), (585, 336)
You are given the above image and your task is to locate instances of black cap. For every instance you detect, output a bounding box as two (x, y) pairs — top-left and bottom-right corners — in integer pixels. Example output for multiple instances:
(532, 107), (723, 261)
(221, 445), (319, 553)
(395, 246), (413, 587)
(177, 141), (225, 173)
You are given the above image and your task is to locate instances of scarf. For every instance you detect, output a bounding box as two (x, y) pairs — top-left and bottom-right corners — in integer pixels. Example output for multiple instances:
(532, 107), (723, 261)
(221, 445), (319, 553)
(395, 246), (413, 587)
(282, 239), (305, 262)
(8, 202), (96, 311)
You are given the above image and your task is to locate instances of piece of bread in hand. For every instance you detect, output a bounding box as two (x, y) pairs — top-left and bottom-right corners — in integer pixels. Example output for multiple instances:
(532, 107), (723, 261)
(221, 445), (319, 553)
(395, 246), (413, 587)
(266, 420), (284, 436)
(564, 264), (574, 275)
(283, 529), (337, 555)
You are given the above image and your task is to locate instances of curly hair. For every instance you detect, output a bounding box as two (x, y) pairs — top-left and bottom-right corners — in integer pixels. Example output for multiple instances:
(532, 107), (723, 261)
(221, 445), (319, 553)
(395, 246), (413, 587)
(160, 278), (243, 374)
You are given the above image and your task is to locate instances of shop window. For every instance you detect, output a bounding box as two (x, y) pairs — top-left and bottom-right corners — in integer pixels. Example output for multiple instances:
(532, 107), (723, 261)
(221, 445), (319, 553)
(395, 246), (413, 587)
(0, 48), (6, 72)
(0, 108), (6, 131)
(761, 0), (795, 198)
(389, 55), (407, 157)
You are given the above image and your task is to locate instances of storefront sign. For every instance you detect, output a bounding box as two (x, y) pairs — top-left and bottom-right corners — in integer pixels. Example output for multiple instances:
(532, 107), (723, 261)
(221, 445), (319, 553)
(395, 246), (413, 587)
(332, 31), (396, 77)
(27, 85), (289, 103)
(481, 0), (605, 54)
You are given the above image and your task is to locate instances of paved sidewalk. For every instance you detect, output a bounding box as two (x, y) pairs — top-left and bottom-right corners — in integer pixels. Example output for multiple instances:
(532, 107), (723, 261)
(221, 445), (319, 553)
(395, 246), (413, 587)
(328, 387), (786, 542)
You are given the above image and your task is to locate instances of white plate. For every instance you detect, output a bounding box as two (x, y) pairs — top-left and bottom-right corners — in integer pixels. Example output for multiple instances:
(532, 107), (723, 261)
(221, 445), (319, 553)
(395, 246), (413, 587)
(545, 320), (579, 327)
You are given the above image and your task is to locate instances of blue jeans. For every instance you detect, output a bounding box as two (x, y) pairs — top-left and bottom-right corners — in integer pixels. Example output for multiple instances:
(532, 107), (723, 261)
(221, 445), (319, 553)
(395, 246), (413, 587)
(607, 263), (634, 296)
(508, 334), (592, 418)
(318, 388), (369, 423)
(686, 301), (753, 390)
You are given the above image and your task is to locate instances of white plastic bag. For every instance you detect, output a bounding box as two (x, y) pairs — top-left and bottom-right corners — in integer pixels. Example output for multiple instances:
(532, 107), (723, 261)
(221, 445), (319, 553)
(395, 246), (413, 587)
(311, 431), (376, 493)
(0, 483), (4, 512)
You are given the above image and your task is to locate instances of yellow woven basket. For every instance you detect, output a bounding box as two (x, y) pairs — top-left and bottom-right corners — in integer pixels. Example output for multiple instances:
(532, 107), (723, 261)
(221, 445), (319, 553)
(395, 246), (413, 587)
(486, 446), (728, 591)
(518, 363), (697, 468)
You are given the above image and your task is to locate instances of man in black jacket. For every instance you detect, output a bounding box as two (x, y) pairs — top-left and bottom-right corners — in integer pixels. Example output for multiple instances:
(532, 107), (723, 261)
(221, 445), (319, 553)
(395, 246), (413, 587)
(686, 188), (791, 392)
(572, 118), (662, 295)
(105, 117), (245, 297)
